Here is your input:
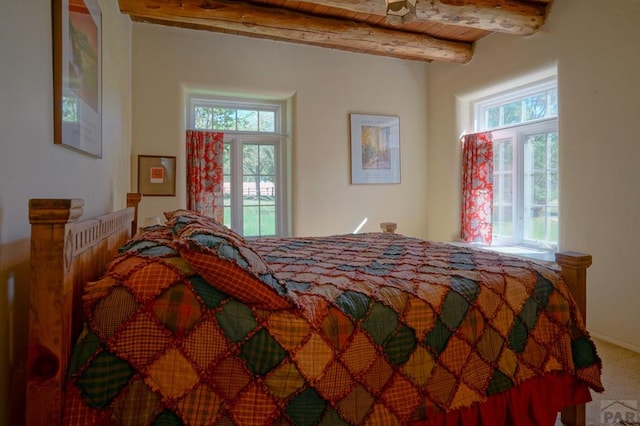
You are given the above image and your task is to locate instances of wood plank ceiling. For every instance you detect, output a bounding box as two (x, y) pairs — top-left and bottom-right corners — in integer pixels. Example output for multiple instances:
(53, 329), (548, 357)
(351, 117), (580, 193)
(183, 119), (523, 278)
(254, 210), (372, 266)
(118, 0), (554, 63)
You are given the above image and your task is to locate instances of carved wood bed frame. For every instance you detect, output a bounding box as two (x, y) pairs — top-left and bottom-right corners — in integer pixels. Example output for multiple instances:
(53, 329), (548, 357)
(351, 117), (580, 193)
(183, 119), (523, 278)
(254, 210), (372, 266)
(25, 195), (591, 426)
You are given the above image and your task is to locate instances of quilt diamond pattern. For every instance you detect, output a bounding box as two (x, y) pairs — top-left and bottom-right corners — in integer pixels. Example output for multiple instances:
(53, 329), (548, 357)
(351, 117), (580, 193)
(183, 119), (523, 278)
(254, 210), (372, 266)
(63, 220), (603, 425)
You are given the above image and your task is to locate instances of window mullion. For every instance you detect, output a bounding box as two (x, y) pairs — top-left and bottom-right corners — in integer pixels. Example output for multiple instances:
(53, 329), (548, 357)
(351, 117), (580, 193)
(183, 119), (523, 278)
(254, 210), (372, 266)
(515, 132), (525, 244)
(231, 138), (244, 234)
(546, 137), (553, 242)
(275, 140), (286, 235)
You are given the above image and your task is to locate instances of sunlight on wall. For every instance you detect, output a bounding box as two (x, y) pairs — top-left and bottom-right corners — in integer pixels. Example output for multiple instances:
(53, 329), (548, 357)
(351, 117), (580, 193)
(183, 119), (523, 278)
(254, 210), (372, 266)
(352, 217), (368, 234)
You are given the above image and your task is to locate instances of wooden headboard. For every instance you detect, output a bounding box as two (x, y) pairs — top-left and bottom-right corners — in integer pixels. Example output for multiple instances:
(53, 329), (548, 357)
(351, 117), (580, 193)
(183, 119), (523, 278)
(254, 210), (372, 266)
(26, 194), (141, 426)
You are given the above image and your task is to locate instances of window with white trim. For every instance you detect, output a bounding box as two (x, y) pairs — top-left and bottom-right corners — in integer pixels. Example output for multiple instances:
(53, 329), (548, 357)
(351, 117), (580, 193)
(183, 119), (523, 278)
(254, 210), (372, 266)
(188, 96), (288, 237)
(472, 77), (558, 250)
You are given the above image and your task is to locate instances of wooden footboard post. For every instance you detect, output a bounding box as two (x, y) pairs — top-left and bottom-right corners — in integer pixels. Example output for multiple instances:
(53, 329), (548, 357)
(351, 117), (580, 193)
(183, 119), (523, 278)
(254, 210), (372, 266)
(555, 251), (592, 426)
(27, 199), (84, 426)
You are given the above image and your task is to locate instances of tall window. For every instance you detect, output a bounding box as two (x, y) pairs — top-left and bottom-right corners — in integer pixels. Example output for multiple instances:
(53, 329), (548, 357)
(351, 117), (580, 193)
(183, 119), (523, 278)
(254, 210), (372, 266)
(473, 78), (558, 249)
(189, 96), (288, 237)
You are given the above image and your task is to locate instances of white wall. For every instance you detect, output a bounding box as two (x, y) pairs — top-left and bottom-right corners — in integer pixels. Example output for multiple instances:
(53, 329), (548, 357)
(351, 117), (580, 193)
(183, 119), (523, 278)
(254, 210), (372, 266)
(5, 1), (637, 421)
(0, 1), (132, 423)
(427, 0), (640, 351)
(131, 24), (430, 239)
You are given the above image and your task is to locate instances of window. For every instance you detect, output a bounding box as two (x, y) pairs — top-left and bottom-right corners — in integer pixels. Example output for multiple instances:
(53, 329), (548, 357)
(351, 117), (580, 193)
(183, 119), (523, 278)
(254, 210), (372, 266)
(189, 96), (288, 237)
(473, 78), (558, 250)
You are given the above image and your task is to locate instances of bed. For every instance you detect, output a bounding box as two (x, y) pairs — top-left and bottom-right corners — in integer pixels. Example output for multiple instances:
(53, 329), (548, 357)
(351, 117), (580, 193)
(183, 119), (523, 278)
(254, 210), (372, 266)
(26, 195), (602, 426)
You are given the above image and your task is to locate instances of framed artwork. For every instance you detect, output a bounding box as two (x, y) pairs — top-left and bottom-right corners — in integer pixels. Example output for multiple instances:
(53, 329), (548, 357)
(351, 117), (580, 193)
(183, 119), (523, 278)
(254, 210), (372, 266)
(52, 0), (102, 158)
(350, 113), (401, 184)
(138, 155), (177, 196)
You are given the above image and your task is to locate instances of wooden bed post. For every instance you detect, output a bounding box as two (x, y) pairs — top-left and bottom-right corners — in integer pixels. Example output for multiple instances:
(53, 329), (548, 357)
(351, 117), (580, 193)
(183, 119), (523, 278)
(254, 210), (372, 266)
(127, 192), (142, 234)
(555, 251), (593, 426)
(27, 199), (84, 426)
(380, 222), (397, 233)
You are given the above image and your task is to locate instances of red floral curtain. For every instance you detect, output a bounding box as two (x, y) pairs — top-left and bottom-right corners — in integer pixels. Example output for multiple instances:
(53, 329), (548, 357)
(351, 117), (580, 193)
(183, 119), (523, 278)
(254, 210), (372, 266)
(186, 130), (224, 222)
(461, 131), (494, 244)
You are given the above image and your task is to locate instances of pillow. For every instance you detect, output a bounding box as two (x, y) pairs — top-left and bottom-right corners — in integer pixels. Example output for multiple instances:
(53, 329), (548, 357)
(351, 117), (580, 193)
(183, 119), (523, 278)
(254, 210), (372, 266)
(118, 224), (177, 257)
(164, 209), (222, 234)
(167, 210), (292, 310)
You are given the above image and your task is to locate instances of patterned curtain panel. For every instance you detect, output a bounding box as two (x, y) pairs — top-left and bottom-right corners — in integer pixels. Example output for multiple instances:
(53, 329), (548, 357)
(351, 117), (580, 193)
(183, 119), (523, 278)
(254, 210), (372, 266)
(186, 130), (225, 223)
(461, 131), (494, 244)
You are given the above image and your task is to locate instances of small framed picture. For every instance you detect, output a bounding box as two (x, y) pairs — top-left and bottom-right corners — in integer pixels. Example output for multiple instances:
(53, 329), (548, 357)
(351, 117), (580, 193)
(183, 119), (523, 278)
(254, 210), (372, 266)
(350, 113), (401, 184)
(138, 155), (176, 196)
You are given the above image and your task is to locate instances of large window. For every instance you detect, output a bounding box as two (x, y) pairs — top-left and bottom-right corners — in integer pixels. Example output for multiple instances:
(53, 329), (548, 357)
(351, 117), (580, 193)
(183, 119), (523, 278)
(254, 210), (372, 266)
(189, 96), (288, 237)
(473, 78), (558, 249)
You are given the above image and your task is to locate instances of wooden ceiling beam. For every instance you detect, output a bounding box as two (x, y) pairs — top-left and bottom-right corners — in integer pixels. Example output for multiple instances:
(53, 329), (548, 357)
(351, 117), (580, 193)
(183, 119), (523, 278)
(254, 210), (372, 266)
(424, 0), (547, 35)
(118, 0), (474, 63)
(289, 0), (547, 35)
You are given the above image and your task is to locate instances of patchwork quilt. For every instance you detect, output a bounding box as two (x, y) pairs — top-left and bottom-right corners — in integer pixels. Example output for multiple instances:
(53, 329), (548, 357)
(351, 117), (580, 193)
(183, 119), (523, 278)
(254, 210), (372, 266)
(63, 210), (603, 425)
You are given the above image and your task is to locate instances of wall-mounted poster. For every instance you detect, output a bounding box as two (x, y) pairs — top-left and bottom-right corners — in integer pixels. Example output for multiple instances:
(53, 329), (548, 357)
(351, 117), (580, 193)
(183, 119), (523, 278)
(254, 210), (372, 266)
(52, 0), (102, 158)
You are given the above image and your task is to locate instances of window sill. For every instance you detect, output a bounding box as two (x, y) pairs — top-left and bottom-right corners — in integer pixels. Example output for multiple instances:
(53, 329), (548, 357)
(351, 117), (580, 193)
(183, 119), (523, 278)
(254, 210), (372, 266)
(450, 242), (556, 262)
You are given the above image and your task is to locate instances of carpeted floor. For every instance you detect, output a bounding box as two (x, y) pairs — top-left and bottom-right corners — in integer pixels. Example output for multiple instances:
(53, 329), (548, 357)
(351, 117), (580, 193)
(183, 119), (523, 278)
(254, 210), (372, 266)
(556, 337), (640, 426)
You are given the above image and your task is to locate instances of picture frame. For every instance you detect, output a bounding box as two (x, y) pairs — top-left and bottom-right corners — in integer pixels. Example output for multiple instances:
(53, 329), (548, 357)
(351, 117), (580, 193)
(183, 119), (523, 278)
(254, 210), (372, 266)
(350, 113), (401, 184)
(52, 0), (102, 158)
(138, 155), (177, 196)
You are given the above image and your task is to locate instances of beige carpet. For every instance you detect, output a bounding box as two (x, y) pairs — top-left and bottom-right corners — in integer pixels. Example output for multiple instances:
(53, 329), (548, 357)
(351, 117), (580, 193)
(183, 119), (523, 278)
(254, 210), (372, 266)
(556, 337), (640, 426)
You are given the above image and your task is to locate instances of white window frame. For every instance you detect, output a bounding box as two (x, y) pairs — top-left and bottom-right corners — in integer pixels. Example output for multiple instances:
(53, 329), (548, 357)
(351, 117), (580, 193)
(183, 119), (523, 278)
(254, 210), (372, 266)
(473, 78), (558, 131)
(187, 95), (290, 237)
(490, 119), (558, 249)
(471, 76), (559, 251)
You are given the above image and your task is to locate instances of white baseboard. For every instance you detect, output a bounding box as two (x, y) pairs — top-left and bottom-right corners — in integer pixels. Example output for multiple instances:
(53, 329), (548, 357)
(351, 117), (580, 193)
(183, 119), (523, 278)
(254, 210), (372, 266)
(588, 330), (640, 354)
